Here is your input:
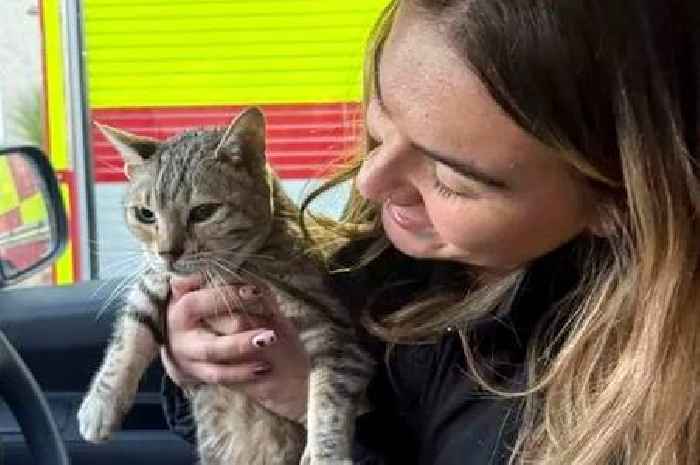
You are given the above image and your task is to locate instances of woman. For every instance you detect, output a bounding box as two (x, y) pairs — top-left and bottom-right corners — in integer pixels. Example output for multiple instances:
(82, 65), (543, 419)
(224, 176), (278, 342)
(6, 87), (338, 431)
(161, 1), (700, 463)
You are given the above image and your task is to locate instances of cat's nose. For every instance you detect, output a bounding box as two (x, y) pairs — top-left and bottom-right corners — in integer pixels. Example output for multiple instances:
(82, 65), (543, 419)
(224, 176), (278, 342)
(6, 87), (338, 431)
(158, 249), (183, 267)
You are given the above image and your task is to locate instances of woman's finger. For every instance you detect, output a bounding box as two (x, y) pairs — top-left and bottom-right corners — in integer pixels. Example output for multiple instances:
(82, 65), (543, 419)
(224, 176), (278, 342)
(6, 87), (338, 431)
(160, 346), (199, 387)
(188, 360), (272, 385)
(171, 284), (268, 328)
(170, 274), (204, 302)
(173, 328), (277, 364)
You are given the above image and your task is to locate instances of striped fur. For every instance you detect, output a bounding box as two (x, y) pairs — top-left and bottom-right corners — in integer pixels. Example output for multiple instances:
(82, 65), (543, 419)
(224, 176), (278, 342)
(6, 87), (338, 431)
(77, 108), (374, 464)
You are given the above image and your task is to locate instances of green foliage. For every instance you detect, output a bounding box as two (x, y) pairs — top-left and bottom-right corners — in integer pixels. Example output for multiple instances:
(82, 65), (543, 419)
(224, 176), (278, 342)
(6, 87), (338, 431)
(9, 88), (45, 148)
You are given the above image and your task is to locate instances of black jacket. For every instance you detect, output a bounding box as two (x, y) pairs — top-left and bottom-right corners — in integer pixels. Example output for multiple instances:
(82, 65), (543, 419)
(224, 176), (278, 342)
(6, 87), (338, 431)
(162, 240), (579, 464)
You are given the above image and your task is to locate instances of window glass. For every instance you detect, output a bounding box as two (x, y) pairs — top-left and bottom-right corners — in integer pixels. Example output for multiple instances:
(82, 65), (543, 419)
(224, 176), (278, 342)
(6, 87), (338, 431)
(82, 1), (383, 279)
(2, 1), (387, 286)
(0, 0), (49, 288)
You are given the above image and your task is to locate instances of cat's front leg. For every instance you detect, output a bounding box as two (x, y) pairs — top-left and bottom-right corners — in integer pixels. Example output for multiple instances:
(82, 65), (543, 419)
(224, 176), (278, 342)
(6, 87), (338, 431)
(78, 274), (168, 442)
(303, 329), (373, 465)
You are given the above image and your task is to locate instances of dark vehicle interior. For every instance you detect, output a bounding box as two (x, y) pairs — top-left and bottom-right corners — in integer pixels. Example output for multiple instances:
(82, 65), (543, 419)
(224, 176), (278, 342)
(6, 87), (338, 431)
(0, 146), (194, 465)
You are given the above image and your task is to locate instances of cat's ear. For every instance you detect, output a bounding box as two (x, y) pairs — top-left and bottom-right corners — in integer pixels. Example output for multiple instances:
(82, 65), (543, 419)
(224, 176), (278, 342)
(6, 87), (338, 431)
(218, 107), (266, 171)
(95, 122), (160, 180)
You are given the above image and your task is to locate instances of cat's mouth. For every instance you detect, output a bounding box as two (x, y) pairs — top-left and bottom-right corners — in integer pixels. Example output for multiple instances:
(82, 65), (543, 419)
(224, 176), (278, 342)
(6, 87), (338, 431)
(168, 262), (200, 275)
(153, 258), (200, 276)
(150, 250), (251, 279)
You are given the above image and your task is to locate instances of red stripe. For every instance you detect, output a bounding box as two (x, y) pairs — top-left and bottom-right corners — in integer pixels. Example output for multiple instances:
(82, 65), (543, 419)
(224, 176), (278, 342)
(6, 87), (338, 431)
(91, 103), (363, 182)
(91, 162), (353, 179)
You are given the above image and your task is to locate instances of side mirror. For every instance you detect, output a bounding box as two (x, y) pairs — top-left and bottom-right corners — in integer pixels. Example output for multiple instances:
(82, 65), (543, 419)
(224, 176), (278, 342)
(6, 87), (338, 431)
(0, 146), (68, 288)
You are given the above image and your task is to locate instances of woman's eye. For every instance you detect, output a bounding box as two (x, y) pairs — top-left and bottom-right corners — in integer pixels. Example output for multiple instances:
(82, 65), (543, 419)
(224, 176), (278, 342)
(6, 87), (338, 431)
(134, 207), (156, 224)
(189, 203), (220, 223)
(433, 179), (458, 199)
(433, 164), (478, 200)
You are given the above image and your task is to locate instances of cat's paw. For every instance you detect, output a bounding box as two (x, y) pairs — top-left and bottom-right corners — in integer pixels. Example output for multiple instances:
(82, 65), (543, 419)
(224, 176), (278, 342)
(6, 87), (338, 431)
(299, 448), (352, 465)
(77, 393), (121, 443)
(302, 459), (352, 465)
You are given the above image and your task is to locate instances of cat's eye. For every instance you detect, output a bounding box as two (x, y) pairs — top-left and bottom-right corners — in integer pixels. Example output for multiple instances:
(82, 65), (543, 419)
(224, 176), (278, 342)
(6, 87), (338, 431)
(134, 206), (156, 224)
(189, 203), (221, 223)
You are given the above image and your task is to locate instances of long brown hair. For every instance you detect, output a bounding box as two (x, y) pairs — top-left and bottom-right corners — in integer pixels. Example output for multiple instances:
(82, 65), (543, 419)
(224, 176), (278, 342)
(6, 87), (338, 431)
(302, 1), (700, 463)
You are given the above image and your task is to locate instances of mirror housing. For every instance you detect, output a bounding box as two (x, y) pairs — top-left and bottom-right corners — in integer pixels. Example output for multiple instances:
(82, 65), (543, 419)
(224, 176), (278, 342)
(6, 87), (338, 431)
(0, 146), (68, 288)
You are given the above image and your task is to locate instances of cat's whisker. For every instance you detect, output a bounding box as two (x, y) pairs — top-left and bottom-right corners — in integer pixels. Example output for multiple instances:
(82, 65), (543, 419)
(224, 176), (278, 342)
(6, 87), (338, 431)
(237, 267), (270, 285)
(208, 257), (239, 279)
(209, 258), (245, 284)
(213, 256), (269, 285)
(94, 161), (127, 176)
(206, 266), (241, 317)
(208, 260), (255, 316)
(211, 270), (235, 316)
(88, 239), (144, 253)
(93, 250), (145, 258)
(97, 255), (144, 275)
(94, 264), (147, 320)
(195, 249), (276, 262)
(201, 268), (214, 288)
(142, 254), (161, 270)
(173, 257), (213, 276)
(90, 256), (143, 298)
(88, 237), (136, 246)
(92, 249), (145, 261)
(104, 264), (146, 307)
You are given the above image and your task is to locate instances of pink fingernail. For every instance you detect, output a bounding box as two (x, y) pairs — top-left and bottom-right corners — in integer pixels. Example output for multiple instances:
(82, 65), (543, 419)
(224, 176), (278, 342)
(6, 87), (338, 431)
(252, 330), (276, 348)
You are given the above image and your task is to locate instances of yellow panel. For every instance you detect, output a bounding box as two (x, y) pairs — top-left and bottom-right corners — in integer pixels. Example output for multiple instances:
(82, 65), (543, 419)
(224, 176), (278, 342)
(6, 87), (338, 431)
(0, 159), (19, 215)
(87, 42), (362, 63)
(83, 0), (388, 108)
(84, 2), (380, 18)
(42, 0), (70, 170)
(54, 183), (73, 284)
(19, 193), (48, 226)
(89, 85), (362, 108)
(86, 14), (376, 34)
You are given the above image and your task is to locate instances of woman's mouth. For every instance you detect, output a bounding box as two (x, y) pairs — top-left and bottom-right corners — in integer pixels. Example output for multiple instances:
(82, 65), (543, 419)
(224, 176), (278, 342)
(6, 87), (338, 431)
(384, 199), (433, 232)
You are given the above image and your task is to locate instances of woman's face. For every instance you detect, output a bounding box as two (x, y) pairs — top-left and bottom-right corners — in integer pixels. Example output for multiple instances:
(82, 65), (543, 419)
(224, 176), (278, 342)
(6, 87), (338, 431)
(357, 3), (597, 275)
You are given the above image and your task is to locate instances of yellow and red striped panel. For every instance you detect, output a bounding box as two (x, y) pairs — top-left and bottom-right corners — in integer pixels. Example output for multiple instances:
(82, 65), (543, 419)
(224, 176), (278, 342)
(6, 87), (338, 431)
(84, 0), (387, 181)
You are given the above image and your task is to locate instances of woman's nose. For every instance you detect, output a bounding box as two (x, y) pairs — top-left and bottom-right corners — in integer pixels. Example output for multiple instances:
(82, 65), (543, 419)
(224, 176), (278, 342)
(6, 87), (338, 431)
(356, 141), (416, 202)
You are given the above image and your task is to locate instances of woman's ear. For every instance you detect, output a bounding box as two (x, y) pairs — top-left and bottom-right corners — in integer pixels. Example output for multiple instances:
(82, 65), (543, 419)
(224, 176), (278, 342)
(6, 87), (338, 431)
(95, 122), (160, 179)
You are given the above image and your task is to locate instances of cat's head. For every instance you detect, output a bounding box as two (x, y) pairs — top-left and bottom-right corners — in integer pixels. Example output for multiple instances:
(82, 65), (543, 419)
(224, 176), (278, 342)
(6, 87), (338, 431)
(97, 107), (273, 276)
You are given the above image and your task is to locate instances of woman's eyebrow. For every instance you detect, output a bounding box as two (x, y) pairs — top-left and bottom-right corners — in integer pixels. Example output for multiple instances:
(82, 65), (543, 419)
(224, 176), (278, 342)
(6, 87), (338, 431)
(412, 142), (509, 189)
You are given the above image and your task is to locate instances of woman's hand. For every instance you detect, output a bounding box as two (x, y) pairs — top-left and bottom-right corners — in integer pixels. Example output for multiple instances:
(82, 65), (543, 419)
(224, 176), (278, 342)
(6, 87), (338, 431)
(161, 275), (310, 423)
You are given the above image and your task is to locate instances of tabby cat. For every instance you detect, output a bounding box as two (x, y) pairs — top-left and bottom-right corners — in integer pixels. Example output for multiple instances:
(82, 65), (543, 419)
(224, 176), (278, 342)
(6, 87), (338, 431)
(77, 108), (374, 465)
